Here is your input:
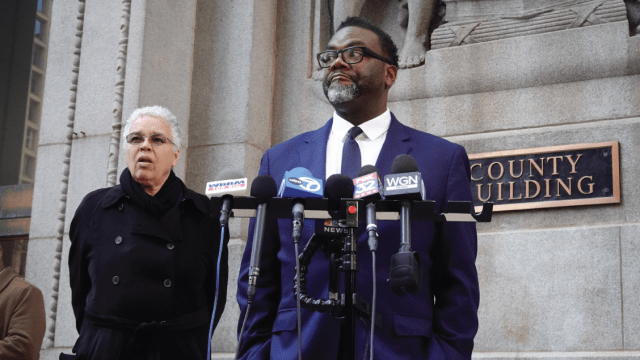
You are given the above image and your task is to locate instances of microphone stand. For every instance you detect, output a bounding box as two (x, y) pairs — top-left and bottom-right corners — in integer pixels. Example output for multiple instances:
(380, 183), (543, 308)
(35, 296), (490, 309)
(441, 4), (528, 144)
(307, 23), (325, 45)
(340, 200), (359, 360)
(341, 226), (357, 360)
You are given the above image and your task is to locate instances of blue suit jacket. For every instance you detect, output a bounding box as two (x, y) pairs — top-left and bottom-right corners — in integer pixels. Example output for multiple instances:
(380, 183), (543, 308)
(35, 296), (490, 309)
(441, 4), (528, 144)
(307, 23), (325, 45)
(237, 114), (479, 359)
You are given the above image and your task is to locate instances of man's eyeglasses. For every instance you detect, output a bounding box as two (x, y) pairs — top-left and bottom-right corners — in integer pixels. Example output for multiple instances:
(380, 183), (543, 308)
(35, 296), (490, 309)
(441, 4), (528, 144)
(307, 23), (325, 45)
(126, 133), (174, 147)
(316, 46), (394, 68)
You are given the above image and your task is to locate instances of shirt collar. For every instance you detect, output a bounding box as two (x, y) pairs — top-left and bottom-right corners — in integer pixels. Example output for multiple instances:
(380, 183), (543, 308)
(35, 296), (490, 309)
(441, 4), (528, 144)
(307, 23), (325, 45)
(332, 108), (391, 142)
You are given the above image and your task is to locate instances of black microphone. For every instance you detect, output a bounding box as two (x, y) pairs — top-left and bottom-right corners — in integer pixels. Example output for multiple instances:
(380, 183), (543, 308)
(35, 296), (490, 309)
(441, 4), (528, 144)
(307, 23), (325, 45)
(247, 175), (278, 304)
(354, 165), (383, 252)
(384, 155), (424, 295)
(208, 169), (248, 227)
(325, 174), (355, 220)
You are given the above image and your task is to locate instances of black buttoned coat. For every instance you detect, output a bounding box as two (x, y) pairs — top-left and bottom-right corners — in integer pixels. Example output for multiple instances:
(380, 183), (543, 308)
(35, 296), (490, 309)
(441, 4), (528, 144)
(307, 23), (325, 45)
(68, 183), (228, 360)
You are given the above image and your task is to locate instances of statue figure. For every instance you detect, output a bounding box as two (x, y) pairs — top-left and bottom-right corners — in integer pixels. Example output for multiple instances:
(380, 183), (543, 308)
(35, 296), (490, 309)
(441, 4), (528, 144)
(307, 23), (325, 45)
(626, 0), (640, 34)
(333, 0), (443, 69)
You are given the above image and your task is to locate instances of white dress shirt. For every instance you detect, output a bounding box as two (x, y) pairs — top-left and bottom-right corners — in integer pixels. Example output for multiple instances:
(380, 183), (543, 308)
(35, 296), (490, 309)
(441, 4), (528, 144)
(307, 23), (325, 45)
(325, 109), (391, 179)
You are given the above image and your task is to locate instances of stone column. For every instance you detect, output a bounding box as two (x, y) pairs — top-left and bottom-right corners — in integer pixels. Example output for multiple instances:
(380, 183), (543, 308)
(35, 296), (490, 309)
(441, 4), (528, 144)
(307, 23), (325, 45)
(187, 0), (278, 355)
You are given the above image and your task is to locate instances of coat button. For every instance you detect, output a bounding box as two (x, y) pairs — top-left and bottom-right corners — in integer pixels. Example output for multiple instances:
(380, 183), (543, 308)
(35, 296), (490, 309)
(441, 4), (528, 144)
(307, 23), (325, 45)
(167, 243), (175, 250)
(164, 279), (172, 287)
(112, 276), (120, 285)
(118, 203), (124, 211)
(115, 236), (122, 245)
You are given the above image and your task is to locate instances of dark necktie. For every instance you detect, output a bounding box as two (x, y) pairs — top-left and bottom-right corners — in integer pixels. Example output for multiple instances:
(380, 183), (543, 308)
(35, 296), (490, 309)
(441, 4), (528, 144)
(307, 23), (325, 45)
(341, 126), (363, 179)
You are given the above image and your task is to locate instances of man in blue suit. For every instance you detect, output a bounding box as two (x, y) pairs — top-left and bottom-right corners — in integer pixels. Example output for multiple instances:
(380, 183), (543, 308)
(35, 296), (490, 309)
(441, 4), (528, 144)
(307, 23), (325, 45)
(237, 17), (479, 359)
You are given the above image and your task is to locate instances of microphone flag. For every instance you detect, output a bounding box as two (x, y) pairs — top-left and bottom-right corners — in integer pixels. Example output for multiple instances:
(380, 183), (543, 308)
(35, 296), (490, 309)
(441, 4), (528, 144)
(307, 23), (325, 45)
(278, 167), (324, 199)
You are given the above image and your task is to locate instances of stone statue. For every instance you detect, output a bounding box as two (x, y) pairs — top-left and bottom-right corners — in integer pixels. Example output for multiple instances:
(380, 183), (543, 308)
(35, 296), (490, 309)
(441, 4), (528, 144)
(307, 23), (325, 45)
(626, 0), (640, 34)
(333, 0), (443, 69)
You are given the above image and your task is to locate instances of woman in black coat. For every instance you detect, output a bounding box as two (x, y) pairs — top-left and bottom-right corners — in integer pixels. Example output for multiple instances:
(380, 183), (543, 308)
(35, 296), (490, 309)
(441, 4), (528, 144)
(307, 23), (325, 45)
(67, 106), (228, 360)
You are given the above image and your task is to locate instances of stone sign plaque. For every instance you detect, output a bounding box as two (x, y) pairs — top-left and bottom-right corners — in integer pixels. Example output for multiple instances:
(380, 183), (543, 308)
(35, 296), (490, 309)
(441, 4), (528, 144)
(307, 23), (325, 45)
(469, 142), (620, 212)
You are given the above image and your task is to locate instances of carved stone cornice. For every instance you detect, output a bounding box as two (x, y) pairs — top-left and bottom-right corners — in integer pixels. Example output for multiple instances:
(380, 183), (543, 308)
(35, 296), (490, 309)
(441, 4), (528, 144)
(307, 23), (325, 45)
(432, 0), (627, 49)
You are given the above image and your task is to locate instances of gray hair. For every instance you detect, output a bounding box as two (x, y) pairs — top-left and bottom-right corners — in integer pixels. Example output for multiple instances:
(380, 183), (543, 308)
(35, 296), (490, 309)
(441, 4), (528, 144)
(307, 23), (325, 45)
(122, 106), (184, 149)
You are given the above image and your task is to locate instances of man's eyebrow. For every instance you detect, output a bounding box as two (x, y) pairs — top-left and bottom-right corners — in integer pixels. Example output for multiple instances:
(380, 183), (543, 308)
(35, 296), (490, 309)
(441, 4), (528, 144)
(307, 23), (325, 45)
(325, 40), (367, 50)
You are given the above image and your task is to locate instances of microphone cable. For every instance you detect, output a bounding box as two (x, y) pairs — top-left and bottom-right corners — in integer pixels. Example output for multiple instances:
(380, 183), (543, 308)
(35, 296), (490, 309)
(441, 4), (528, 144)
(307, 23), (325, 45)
(208, 228), (227, 360)
(235, 303), (250, 360)
(366, 212), (378, 360)
(370, 251), (376, 360)
(355, 165), (382, 360)
(358, 316), (371, 360)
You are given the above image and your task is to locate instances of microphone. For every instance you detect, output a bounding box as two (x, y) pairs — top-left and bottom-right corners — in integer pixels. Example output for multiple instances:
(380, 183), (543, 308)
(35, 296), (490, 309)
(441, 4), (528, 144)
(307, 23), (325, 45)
(247, 175), (278, 304)
(313, 171), (359, 237)
(384, 155), (424, 295)
(324, 174), (355, 221)
(277, 167), (324, 244)
(207, 169), (248, 360)
(383, 154), (425, 202)
(354, 165), (383, 252)
(278, 168), (324, 360)
(353, 165), (384, 201)
(354, 165), (383, 360)
(207, 169), (248, 227)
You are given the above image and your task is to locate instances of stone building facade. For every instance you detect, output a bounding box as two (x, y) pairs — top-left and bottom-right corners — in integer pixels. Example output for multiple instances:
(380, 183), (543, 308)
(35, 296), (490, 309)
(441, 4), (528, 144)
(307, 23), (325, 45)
(22, 0), (640, 359)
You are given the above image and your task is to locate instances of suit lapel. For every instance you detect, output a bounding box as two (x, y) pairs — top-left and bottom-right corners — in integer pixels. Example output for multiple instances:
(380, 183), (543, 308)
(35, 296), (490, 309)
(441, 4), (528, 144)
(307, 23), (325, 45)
(298, 119), (332, 180)
(376, 113), (412, 176)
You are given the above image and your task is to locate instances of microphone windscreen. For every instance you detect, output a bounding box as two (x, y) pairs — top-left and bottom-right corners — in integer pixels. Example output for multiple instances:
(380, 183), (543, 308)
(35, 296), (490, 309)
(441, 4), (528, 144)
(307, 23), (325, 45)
(390, 154), (419, 174)
(357, 165), (380, 178)
(251, 175), (278, 204)
(215, 168), (244, 181)
(325, 174), (355, 211)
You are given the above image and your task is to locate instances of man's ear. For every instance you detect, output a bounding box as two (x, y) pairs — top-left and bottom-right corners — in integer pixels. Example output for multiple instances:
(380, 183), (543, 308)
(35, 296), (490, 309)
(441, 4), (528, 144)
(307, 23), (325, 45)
(385, 65), (398, 89)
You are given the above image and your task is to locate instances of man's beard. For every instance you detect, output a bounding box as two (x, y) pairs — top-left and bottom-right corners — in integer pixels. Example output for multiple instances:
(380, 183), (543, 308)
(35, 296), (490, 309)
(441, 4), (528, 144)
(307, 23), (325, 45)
(325, 82), (361, 105)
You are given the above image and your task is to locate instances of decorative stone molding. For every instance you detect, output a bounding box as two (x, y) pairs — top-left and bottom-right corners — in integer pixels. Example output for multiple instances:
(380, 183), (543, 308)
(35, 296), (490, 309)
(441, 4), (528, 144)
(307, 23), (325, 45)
(107, 0), (132, 187)
(431, 0), (627, 49)
(44, 0), (85, 348)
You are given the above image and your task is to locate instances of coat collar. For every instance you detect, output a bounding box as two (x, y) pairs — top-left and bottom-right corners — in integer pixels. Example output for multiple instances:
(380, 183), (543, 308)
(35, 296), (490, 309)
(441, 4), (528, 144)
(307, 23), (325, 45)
(0, 267), (17, 294)
(102, 182), (208, 215)
(297, 119), (333, 180)
(375, 112), (412, 176)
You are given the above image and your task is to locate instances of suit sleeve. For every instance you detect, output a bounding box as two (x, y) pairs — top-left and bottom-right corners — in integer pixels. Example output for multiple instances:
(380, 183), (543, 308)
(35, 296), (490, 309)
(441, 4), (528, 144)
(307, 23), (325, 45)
(68, 193), (96, 333)
(0, 284), (46, 360)
(429, 145), (480, 360)
(236, 150), (282, 359)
